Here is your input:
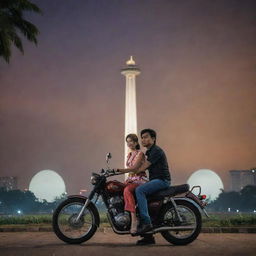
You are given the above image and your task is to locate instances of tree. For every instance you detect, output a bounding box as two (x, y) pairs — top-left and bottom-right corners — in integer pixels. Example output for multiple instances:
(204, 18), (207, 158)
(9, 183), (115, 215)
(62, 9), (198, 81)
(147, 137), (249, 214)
(0, 0), (42, 63)
(0, 188), (69, 214)
(240, 185), (256, 211)
(207, 185), (256, 212)
(208, 191), (240, 211)
(0, 187), (40, 214)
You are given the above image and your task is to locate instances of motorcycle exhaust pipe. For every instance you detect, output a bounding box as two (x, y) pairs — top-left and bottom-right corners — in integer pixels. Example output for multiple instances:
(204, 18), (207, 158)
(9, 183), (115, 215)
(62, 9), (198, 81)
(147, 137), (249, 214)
(146, 225), (196, 234)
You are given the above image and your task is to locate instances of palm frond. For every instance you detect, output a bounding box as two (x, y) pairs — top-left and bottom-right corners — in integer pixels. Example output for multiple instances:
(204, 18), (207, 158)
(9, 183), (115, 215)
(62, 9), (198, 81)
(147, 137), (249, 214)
(0, 31), (12, 62)
(0, 0), (42, 63)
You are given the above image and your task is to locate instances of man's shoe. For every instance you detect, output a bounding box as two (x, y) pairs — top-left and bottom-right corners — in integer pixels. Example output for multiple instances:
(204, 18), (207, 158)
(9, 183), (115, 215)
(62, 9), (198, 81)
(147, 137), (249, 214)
(136, 235), (155, 245)
(136, 223), (153, 235)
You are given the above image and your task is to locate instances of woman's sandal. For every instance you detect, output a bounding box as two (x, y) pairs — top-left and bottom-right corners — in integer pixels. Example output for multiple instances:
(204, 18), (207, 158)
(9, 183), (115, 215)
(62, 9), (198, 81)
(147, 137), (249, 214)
(130, 224), (137, 235)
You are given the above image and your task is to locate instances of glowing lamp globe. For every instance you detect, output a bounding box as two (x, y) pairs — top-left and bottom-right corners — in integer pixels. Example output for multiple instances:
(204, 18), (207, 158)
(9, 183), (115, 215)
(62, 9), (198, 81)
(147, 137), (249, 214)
(187, 169), (224, 202)
(29, 170), (66, 202)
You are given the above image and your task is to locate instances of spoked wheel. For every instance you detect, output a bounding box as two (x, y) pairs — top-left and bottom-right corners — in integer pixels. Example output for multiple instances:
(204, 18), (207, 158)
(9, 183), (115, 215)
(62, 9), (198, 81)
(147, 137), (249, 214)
(160, 200), (202, 245)
(52, 197), (98, 244)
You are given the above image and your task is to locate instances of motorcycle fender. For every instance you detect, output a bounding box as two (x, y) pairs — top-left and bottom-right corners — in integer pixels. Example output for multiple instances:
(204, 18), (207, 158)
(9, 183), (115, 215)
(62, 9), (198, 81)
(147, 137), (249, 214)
(171, 197), (207, 217)
(67, 195), (100, 227)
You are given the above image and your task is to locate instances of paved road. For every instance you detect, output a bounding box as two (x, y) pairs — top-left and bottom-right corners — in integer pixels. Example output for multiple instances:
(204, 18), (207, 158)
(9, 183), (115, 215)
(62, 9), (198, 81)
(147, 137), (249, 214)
(0, 231), (255, 256)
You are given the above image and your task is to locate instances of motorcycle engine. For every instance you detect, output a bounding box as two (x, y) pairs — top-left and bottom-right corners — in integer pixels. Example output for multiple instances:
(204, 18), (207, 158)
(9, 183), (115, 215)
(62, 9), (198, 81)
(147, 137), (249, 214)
(108, 195), (130, 229)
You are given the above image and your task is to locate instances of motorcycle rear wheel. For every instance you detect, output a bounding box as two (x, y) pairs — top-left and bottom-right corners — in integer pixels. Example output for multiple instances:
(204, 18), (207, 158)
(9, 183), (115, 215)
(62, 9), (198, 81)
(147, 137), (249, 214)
(160, 200), (202, 245)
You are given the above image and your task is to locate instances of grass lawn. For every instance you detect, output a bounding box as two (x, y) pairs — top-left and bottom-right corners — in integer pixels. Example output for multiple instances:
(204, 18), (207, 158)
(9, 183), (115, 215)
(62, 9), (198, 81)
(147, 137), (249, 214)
(0, 212), (256, 227)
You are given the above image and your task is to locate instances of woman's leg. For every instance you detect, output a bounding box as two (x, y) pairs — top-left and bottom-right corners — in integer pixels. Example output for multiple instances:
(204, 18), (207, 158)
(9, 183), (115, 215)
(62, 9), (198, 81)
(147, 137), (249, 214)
(130, 212), (137, 233)
(123, 183), (140, 233)
(124, 183), (139, 212)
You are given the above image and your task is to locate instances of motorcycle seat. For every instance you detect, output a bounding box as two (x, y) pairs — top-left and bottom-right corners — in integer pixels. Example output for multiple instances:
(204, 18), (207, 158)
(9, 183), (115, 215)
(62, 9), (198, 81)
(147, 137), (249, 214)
(147, 184), (190, 201)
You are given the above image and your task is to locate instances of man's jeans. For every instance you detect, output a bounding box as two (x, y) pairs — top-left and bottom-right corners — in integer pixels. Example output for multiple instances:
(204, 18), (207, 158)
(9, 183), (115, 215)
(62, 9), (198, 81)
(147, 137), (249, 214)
(135, 179), (170, 225)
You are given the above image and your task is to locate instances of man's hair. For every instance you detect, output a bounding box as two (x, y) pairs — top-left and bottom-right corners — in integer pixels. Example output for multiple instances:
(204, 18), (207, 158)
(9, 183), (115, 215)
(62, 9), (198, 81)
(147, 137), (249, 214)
(140, 128), (157, 144)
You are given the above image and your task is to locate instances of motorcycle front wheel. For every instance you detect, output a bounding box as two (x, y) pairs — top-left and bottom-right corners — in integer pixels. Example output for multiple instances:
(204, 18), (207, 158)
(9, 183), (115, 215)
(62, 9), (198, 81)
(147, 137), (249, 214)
(159, 200), (202, 245)
(52, 197), (98, 244)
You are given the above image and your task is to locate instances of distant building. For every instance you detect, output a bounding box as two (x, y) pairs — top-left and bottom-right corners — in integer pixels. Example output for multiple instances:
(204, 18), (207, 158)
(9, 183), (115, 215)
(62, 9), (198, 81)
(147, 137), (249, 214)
(0, 176), (18, 191)
(229, 169), (256, 191)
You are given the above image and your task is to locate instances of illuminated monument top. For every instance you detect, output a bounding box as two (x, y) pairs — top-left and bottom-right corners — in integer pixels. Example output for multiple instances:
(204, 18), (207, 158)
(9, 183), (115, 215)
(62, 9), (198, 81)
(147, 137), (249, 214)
(121, 56), (141, 75)
(126, 55), (135, 65)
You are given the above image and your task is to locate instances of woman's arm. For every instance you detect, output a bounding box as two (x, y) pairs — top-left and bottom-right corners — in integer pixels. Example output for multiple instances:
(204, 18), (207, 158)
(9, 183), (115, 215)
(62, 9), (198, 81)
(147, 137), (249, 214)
(116, 152), (144, 174)
(135, 147), (163, 173)
(134, 158), (151, 174)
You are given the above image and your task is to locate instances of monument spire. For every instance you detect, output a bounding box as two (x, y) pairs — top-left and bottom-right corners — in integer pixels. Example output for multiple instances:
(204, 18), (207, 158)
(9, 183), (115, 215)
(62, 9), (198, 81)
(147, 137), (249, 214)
(121, 56), (141, 178)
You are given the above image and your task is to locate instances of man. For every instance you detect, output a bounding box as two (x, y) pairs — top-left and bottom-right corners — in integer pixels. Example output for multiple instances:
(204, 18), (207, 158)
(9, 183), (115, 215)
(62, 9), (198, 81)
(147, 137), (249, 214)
(130, 128), (171, 245)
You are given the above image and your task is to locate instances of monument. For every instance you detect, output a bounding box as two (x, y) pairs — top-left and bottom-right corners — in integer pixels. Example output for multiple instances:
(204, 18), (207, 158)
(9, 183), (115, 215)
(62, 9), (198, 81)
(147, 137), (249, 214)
(121, 56), (141, 178)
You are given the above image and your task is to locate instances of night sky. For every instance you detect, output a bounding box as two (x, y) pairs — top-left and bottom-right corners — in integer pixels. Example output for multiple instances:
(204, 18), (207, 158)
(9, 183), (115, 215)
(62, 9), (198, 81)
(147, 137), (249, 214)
(0, 0), (256, 195)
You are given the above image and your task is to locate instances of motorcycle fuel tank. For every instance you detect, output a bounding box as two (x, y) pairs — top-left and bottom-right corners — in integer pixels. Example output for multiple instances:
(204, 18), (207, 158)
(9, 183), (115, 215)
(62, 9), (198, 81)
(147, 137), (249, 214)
(105, 180), (126, 194)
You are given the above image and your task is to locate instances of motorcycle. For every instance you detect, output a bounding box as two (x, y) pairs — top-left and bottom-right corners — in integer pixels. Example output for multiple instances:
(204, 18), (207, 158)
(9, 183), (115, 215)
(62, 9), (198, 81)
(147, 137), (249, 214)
(52, 152), (209, 245)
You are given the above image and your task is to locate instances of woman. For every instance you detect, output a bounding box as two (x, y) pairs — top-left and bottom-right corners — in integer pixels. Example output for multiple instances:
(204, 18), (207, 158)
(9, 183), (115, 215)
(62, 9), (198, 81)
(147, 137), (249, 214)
(114, 134), (148, 234)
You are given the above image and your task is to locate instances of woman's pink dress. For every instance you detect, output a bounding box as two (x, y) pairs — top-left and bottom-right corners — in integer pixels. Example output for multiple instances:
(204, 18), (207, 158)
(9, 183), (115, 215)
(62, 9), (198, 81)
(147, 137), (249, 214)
(123, 150), (148, 213)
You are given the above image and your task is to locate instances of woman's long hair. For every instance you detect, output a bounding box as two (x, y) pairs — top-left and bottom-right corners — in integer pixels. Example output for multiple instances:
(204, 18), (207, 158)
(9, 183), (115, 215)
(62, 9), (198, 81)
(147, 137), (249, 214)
(126, 133), (140, 150)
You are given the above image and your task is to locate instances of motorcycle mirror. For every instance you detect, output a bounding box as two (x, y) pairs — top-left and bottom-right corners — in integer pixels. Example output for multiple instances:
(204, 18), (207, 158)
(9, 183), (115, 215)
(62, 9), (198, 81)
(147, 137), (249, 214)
(106, 152), (112, 163)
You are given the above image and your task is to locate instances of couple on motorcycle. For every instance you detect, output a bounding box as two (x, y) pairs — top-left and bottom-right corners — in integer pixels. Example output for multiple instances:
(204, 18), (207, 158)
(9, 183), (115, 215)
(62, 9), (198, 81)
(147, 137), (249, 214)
(114, 128), (171, 245)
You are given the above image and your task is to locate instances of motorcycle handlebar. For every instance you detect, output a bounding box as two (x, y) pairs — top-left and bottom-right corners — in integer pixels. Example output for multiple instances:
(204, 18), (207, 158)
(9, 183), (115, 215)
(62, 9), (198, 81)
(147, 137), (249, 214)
(101, 168), (123, 177)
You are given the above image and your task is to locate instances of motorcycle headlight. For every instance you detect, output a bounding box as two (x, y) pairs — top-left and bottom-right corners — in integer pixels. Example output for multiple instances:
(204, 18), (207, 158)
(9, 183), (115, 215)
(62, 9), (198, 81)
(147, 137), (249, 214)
(91, 173), (100, 185)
